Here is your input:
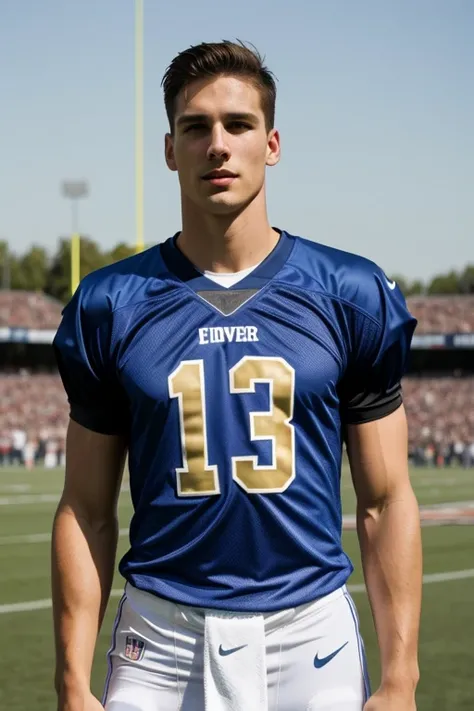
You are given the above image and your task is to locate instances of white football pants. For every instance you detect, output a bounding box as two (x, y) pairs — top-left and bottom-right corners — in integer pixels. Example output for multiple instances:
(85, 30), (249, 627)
(102, 583), (370, 711)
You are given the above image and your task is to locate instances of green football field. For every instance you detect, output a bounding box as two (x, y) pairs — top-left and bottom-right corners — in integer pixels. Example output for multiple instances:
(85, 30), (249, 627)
(0, 465), (473, 710)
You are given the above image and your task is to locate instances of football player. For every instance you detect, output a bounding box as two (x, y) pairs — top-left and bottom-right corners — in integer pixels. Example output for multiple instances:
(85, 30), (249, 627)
(52, 41), (422, 711)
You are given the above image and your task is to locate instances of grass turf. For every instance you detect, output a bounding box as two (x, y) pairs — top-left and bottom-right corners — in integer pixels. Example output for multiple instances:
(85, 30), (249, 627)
(0, 465), (473, 710)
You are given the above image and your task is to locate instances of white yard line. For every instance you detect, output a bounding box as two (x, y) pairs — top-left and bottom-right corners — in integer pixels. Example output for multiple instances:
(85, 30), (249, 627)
(416, 478), (458, 485)
(0, 488), (130, 506)
(1, 569), (473, 615)
(0, 484), (31, 494)
(0, 533), (52, 545)
(0, 494), (60, 505)
(0, 529), (129, 546)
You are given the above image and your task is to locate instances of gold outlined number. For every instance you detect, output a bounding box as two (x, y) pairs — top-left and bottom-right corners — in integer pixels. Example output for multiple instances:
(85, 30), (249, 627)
(168, 357), (295, 496)
(168, 360), (220, 496)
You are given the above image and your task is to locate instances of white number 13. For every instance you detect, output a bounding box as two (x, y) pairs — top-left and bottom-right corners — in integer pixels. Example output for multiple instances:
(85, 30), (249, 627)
(168, 356), (295, 496)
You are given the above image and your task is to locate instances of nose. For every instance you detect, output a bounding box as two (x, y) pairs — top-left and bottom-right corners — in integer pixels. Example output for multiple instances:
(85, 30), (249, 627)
(206, 124), (231, 162)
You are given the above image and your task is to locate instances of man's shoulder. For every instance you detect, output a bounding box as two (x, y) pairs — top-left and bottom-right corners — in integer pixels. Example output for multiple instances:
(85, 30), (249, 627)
(285, 232), (400, 320)
(71, 244), (168, 321)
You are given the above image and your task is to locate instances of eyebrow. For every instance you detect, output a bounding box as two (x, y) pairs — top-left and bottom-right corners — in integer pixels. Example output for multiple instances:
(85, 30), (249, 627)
(176, 112), (259, 127)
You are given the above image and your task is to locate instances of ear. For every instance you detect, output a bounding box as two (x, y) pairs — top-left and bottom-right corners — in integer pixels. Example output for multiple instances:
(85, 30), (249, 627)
(266, 129), (281, 167)
(165, 133), (178, 171)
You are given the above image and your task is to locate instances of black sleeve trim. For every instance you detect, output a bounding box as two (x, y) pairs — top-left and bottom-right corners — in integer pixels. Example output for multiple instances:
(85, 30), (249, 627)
(70, 403), (129, 436)
(340, 381), (403, 425)
(343, 392), (403, 425)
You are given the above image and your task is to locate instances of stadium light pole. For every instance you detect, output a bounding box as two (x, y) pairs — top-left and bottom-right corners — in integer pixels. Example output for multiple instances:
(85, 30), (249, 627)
(135, 0), (145, 253)
(61, 180), (89, 296)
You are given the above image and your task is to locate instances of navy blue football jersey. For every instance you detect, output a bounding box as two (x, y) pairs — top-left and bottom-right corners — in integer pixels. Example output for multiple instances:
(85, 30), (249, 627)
(53, 231), (416, 612)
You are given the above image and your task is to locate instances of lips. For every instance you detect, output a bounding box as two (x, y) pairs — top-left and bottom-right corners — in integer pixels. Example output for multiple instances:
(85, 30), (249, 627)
(202, 170), (237, 180)
(201, 170), (238, 188)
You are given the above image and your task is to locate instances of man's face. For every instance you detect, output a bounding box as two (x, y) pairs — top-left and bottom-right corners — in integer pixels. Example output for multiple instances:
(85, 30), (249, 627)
(165, 75), (280, 215)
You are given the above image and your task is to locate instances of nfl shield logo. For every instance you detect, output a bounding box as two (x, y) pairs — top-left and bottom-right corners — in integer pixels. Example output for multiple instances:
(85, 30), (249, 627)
(125, 635), (145, 662)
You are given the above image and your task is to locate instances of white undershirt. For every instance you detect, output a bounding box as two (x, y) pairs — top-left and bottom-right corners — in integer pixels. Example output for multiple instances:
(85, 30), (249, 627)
(203, 261), (263, 288)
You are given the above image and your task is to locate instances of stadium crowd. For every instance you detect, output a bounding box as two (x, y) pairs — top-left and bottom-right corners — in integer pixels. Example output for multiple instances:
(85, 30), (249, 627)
(404, 377), (474, 467)
(2, 291), (474, 334)
(407, 295), (474, 334)
(1, 291), (474, 468)
(0, 290), (63, 330)
(0, 372), (67, 468)
(1, 371), (473, 469)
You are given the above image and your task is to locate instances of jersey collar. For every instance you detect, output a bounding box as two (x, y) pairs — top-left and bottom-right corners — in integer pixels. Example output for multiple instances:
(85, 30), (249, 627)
(160, 229), (295, 292)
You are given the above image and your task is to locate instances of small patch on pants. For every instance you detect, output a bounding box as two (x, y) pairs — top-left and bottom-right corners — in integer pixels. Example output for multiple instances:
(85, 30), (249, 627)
(124, 636), (146, 662)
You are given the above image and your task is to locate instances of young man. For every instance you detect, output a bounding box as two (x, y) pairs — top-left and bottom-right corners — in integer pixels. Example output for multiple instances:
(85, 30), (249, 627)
(52, 41), (422, 711)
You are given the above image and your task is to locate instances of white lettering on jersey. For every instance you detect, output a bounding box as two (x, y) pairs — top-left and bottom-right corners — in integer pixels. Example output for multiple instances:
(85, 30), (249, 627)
(198, 326), (259, 345)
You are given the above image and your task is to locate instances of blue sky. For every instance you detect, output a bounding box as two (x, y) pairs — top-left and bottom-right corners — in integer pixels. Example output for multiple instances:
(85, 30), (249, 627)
(1, 0), (472, 280)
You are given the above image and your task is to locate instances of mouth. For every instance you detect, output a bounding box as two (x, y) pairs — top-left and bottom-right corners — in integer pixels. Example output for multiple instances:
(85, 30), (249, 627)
(201, 170), (238, 187)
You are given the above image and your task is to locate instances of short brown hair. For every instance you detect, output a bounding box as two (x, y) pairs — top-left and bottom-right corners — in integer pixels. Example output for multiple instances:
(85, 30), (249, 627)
(161, 40), (277, 133)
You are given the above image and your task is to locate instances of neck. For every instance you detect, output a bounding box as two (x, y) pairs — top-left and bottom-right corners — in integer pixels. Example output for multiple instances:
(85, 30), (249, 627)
(177, 190), (279, 273)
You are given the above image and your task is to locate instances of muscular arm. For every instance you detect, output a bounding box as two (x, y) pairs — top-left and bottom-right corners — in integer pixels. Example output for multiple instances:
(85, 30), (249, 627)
(52, 419), (127, 701)
(346, 404), (422, 696)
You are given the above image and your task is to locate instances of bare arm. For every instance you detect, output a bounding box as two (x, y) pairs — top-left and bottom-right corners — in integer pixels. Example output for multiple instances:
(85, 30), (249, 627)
(346, 405), (422, 700)
(52, 419), (127, 702)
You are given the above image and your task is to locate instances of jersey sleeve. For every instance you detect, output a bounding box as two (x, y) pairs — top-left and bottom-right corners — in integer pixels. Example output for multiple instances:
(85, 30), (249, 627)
(339, 269), (417, 425)
(53, 281), (130, 435)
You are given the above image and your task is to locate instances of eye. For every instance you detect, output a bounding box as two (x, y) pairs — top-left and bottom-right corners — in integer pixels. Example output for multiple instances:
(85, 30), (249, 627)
(227, 121), (252, 131)
(184, 123), (207, 133)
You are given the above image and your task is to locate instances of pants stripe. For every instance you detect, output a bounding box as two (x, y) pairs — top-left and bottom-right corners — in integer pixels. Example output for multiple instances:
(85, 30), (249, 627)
(344, 591), (371, 702)
(101, 592), (126, 706)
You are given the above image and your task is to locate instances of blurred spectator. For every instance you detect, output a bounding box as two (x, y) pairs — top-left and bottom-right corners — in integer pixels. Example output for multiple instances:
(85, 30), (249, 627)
(10, 427), (26, 465)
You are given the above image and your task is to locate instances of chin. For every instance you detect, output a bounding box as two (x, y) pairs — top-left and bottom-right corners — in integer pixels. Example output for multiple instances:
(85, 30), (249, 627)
(207, 186), (262, 212)
(203, 194), (248, 215)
